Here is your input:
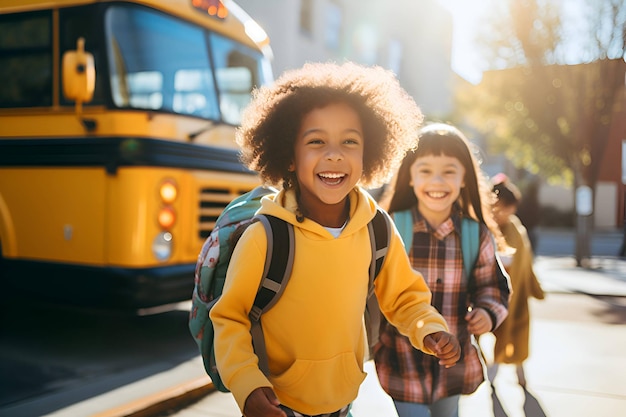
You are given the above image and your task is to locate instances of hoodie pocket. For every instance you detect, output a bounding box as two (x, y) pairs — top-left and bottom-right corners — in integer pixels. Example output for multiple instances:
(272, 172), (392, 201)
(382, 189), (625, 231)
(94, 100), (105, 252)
(271, 352), (366, 404)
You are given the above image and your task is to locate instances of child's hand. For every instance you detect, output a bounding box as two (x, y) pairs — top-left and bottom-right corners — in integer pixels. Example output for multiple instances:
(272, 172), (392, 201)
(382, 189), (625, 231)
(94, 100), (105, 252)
(243, 387), (287, 417)
(423, 331), (461, 368)
(465, 307), (492, 336)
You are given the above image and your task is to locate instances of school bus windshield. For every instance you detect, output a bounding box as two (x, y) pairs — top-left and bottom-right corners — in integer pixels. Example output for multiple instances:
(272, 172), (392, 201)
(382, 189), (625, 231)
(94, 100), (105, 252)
(105, 4), (268, 124)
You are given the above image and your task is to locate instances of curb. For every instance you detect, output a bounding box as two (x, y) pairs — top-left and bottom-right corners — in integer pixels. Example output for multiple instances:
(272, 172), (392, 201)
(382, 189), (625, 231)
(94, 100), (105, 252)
(93, 377), (215, 417)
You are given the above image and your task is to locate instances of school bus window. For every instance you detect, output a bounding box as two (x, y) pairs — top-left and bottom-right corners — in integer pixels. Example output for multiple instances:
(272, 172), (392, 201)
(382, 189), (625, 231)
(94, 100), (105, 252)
(105, 4), (220, 119)
(125, 71), (164, 110)
(0, 11), (52, 108)
(211, 33), (262, 88)
(216, 66), (251, 125)
(174, 69), (214, 116)
(210, 33), (262, 124)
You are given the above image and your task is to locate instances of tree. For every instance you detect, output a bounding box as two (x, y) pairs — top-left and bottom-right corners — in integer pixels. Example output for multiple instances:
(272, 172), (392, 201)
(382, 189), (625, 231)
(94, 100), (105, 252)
(455, 0), (626, 265)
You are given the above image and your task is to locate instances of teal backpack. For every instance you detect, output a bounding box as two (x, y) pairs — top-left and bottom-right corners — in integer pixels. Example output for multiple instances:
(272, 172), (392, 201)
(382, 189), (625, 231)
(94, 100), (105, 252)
(189, 186), (392, 392)
(394, 209), (513, 380)
(392, 209), (480, 279)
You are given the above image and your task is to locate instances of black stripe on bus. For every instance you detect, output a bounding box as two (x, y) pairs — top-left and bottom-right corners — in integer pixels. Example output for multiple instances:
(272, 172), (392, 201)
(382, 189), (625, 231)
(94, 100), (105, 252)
(0, 137), (254, 175)
(2, 257), (195, 310)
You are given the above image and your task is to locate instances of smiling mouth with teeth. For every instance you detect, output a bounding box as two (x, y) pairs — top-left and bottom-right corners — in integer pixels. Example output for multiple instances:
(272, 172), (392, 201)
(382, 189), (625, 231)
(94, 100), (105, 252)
(427, 191), (447, 199)
(319, 173), (346, 185)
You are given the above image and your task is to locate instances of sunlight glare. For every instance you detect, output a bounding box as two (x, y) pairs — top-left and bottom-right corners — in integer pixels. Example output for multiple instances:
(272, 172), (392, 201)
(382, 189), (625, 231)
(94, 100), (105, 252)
(437, 0), (498, 84)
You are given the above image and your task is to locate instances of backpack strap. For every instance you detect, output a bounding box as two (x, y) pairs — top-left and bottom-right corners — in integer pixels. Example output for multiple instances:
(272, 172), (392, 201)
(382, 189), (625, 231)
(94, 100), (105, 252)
(367, 208), (391, 294)
(248, 214), (295, 376)
(459, 217), (493, 380)
(393, 209), (413, 254)
(247, 209), (393, 371)
(395, 210), (480, 280)
(363, 209), (392, 359)
(460, 217), (480, 282)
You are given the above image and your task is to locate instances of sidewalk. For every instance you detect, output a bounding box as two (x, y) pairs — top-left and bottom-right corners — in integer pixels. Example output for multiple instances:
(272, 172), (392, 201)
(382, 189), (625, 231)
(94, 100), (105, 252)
(532, 255), (626, 296)
(168, 255), (626, 417)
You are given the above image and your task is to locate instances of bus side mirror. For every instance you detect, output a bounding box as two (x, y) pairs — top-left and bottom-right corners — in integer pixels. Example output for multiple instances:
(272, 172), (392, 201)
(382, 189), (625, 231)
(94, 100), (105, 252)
(62, 37), (95, 104)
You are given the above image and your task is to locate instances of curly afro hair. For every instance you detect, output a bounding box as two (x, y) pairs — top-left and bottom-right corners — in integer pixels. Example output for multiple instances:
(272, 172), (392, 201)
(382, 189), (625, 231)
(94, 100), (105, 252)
(236, 61), (423, 189)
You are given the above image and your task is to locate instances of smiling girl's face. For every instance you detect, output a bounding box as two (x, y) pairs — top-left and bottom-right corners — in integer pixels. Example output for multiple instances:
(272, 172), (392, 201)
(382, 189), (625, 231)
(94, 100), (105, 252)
(292, 102), (364, 227)
(409, 154), (465, 228)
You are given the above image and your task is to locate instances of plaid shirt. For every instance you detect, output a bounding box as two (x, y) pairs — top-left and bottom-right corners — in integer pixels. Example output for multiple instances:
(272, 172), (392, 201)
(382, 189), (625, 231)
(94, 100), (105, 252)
(374, 208), (509, 404)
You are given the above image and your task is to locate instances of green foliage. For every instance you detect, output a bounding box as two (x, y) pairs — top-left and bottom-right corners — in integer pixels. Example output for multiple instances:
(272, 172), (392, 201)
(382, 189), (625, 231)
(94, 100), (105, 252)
(455, 0), (626, 188)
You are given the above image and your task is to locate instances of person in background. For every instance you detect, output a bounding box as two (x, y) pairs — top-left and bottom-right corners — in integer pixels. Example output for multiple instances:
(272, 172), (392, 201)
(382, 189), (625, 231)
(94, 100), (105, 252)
(489, 173), (545, 388)
(515, 177), (541, 253)
(210, 63), (461, 417)
(374, 123), (510, 417)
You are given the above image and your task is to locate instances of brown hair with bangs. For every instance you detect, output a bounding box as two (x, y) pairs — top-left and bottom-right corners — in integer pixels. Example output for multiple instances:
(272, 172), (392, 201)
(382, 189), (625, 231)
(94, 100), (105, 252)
(387, 123), (502, 242)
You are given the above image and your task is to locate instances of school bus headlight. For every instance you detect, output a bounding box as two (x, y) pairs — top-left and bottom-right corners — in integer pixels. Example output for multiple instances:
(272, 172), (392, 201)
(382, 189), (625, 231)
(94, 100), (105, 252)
(153, 232), (173, 261)
(158, 206), (176, 229)
(160, 180), (178, 204)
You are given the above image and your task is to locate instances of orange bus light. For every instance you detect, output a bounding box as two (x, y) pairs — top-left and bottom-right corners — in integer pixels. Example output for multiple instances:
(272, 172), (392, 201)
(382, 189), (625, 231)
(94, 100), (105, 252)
(192, 0), (227, 19)
(158, 206), (176, 229)
(159, 180), (178, 204)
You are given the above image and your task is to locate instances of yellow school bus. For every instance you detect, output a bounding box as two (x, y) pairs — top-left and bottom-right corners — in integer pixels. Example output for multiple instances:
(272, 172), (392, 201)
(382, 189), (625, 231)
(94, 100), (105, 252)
(0, 0), (271, 311)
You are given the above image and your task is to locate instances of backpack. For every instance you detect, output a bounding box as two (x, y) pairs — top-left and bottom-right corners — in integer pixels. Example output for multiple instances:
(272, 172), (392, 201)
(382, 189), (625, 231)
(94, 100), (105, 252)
(393, 209), (498, 380)
(393, 209), (480, 279)
(189, 185), (392, 392)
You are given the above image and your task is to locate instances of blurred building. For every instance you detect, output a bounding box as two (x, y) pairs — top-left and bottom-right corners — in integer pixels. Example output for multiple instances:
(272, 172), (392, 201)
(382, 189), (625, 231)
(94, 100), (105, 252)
(476, 59), (626, 230)
(237, 0), (456, 119)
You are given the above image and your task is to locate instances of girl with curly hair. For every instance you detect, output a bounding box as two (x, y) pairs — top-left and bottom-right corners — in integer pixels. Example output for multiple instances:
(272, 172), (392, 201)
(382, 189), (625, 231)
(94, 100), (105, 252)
(210, 62), (461, 417)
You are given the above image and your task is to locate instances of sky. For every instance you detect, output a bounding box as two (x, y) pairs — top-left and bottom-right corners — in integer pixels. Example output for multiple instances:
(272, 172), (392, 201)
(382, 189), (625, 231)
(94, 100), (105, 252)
(438, 0), (496, 84)
(439, 0), (592, 84)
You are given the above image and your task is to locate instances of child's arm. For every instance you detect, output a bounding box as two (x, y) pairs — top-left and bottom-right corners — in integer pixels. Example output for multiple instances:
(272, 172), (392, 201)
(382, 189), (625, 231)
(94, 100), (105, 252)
(469, 226), (511, 332)
(423, 331), (461, 368)
(210, 224), (275, 413)
(465, 307), (493, 335)
(375, 232), (451, 354)
(244, 387), (287, 417)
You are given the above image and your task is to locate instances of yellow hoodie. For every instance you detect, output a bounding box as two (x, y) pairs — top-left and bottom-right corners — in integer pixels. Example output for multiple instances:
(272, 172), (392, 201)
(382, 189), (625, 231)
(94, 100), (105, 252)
(210, 187), (448, 415)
